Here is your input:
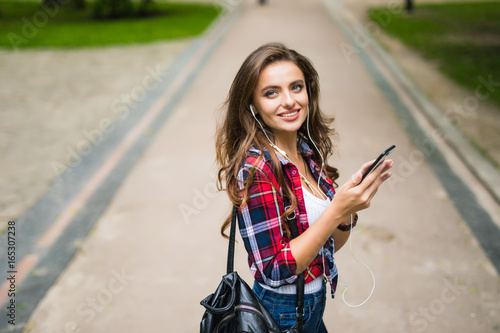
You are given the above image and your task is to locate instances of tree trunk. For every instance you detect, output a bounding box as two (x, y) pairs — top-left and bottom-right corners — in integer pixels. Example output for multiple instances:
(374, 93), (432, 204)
(405, 0), (414, 13)
(42, 0), (85, 10)
(72, 0), (85, 10)
(138, 0), (153, 16)
(93, 0), (134, 19)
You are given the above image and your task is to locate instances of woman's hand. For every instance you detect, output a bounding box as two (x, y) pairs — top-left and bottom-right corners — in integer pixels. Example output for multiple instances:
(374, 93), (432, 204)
(331, 159), (393, 221)
(290, 159), (393, 273)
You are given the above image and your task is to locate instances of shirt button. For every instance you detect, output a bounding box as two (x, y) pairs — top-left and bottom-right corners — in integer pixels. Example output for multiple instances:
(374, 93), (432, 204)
(292, 170), (297, 175)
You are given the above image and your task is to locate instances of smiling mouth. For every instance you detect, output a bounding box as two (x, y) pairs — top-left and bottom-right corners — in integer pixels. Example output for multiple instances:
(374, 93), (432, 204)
(278, 110), (299, 117)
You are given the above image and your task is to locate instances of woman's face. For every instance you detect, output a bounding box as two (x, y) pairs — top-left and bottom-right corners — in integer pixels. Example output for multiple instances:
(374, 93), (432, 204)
(252, 61), (309, 139)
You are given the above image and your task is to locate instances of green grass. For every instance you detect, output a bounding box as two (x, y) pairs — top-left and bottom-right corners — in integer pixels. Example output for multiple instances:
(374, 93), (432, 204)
(369, 2), (500, 108)
(0, 1), (222, 49)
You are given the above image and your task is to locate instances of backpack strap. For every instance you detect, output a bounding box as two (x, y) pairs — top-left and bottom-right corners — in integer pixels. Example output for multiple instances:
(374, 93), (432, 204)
(226, 206), (238, 274)
(229, 201), (305, 332)
(283, 198), (305, 332)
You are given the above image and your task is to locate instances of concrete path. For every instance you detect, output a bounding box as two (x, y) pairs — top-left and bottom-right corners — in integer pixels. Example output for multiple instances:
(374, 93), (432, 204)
(2, 0), (499, 332)
(0, 40), (192, 230)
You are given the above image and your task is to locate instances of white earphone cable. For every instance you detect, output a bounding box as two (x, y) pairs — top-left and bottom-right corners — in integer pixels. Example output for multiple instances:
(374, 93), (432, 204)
(251, 104), (376, 307)
(338, 214), (376, 307)
(306, 105), (376, 307)
(305, 105), (324, 191)
(250, 105), (276, 147)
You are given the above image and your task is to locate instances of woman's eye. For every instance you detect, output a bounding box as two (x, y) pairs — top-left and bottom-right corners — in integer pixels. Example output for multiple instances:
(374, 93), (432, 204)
(292, 84), (303, 92)
(265, 91), (277, 98)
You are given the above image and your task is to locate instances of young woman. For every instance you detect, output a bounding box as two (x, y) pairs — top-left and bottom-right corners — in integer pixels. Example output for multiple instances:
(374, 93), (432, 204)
(215, 42), (393, 332)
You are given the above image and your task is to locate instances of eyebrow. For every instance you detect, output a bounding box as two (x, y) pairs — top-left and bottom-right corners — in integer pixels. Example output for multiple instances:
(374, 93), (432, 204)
(260, 79), (305, 93)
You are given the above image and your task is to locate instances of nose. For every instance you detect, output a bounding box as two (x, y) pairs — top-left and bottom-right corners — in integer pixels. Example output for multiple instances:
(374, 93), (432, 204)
(281, 91), (295, 109)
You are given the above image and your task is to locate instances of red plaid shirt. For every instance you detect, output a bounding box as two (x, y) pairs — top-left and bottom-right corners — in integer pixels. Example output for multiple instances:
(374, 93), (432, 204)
(237, 140), (338, 298)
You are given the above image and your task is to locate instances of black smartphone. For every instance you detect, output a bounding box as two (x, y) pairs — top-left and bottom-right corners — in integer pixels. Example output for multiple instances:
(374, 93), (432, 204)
(361, 145), (396, 182)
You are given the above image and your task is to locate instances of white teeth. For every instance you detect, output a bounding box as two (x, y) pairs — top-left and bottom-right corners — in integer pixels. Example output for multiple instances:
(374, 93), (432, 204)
(280, 111), (298, 117)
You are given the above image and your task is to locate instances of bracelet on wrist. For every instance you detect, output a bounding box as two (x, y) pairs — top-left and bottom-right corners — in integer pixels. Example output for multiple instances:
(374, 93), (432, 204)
(337, 213), (358, 232)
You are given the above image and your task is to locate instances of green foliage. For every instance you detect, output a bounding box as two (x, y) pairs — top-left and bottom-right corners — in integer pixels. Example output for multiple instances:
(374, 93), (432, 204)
(92, 0), (134, 19)
(0, 1), (222, 49)
(369, 2), (500, 108)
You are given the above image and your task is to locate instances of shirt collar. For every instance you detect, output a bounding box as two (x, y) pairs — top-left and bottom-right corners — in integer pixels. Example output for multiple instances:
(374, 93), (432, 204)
(248, 138), (334, 195)
(249, 137), (315, 166)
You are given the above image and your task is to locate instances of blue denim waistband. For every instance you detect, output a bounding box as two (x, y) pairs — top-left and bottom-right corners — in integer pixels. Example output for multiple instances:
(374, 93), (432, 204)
(253, 279), (326, 307)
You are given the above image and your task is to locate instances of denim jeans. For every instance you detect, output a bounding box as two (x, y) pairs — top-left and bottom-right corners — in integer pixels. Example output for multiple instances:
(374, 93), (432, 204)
(253, 281), (328, 333)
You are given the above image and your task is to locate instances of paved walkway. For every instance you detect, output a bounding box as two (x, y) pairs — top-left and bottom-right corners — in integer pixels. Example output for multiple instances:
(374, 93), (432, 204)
(0, 39), (192, 230)
(1, 0), (499, 332)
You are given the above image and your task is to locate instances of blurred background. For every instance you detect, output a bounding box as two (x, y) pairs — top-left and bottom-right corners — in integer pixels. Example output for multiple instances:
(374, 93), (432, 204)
(0, 0), (499, 332)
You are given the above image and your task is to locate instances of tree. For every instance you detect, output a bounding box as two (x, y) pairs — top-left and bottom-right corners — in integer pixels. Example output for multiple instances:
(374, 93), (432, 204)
(93, 0), (134, 19)
(405, 0), (414, 13)
(137, 0), (155, 17)
(92, 0), (156, 19)
(42, 0), (85, 11)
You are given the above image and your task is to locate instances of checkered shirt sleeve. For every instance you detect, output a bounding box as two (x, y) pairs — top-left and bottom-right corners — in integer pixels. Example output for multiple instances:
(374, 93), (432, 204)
(237, 155), (298, 288)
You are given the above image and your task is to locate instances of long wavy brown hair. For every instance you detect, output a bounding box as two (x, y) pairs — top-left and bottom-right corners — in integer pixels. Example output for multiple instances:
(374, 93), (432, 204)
(215, 42), (339, 238)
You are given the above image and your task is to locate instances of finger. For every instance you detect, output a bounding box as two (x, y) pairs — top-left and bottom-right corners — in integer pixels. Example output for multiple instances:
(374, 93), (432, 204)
(347, 159), (376, 189)
(360, 159), (376, 174)
(380, 159), (394, 173)
(357, 160), (385, 189)
(368, 159), (393, 181)
(348, 159), (392, 191)
(361, 161), (391, 194)
(381, 172), (392, 182)
(366, 170), (393, 202)
(366, 167), (393, 194)
(343, 169), (364, 189)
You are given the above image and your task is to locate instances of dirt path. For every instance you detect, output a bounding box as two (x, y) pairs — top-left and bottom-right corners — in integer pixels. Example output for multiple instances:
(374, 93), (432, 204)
(0, 39), (191, 229)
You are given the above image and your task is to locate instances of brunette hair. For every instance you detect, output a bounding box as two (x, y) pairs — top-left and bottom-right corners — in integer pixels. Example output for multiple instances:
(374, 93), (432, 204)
(215, 42), (339, 238)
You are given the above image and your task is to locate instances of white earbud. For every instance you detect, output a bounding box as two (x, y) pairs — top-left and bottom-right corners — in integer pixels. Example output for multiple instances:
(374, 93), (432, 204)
(249, 104), (256, 117)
